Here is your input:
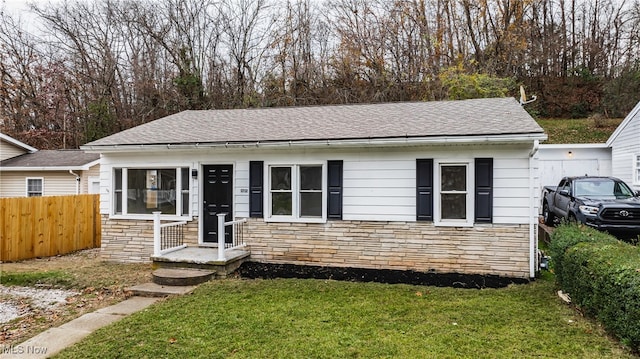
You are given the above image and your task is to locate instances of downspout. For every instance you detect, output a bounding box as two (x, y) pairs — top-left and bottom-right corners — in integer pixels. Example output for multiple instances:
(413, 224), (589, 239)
(69, 170), (81, 195)
(528, 140), (540, 278)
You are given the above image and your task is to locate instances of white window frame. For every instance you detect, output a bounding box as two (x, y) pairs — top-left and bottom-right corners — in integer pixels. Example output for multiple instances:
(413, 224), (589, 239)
(434, 160), (474, 227)
(25, 177), (44, 197)
(265, 162), (327, 223)
(633, 153), (640, 186)
(110, 167), (191, 220)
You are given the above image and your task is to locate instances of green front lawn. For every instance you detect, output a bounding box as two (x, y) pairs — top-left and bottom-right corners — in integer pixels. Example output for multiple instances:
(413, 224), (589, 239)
(56, 275), (634, 358)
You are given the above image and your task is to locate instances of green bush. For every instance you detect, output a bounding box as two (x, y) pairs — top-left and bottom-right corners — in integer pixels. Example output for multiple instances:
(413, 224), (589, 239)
(548, 224), (616, 284)
(549, 224), (640, 351)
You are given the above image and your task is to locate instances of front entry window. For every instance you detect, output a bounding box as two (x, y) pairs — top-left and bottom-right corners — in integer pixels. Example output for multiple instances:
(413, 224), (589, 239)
(113, 167), (189, 217)
(267, 164), (325, 222)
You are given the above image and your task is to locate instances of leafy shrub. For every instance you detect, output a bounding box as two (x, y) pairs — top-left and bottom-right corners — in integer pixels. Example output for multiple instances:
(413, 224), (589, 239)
(548, 224), (616, 284)
(549, 224), (640, 351)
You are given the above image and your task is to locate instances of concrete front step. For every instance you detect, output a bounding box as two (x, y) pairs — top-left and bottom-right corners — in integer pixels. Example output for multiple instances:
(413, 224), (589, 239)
(151, 248), (250, 278)
(125, 282), (197, 297)
(152, 268), (215, 286)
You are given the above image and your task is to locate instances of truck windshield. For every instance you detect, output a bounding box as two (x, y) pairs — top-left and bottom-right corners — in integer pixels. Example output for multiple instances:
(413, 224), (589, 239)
(573, 179), (635, 198)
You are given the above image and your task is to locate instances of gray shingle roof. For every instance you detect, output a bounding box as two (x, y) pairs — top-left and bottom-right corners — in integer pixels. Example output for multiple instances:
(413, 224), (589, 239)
(0, 150), (99, 168)
(84, 98), (544, 147)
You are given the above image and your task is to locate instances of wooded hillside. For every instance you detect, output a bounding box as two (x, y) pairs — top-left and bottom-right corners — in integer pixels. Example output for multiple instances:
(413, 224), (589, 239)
(1, 0), (639, 149)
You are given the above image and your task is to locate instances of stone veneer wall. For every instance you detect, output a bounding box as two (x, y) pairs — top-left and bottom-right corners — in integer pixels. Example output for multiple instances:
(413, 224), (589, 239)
(100, 215), (199, 262)
(245, 219), (531, 279)
(100, 215), (531, 278)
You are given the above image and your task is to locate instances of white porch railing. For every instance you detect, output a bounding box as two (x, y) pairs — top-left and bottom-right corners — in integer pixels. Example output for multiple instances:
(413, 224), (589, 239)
(153, 212), (188, 256)
(217, 213), (248, 261)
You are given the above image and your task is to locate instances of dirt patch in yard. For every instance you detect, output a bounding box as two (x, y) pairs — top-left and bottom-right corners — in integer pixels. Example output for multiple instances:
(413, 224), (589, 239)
(0, 249), (152, 346)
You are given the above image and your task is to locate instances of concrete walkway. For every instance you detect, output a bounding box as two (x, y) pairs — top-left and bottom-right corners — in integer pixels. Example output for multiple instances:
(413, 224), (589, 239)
(0, 296), (159, 359)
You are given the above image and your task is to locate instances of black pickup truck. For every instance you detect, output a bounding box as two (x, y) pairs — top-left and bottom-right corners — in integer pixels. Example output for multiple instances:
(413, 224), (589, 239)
(542, 176), (640, 234)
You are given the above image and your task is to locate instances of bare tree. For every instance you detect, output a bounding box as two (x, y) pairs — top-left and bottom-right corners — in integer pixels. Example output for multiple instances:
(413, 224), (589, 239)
(3, 0), (640, 147)
(218, 0), (276, 107)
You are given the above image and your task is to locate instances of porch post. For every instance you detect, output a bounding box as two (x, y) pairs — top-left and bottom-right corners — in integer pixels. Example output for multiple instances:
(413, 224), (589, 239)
(217, 213), (226, 261)
(153, 211), (161, 257)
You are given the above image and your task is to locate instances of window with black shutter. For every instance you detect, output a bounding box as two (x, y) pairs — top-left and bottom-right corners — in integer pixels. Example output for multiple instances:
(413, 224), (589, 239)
(327, 160), (343, 219)
(416, 159), (433, 221)
(249, 161), (263, 218)
(474, 158), (493, 223)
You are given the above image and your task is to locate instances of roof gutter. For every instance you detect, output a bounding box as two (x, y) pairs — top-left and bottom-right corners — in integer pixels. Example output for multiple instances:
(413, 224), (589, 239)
(0, 165), (94, 171)
(529, 139), (540, 278)
(82, 133), (548, 153)
(0, 159), (99, 172)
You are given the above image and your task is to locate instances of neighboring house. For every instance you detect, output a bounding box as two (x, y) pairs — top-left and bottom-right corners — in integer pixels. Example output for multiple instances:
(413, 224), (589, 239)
(0, 133), (100, 197)
(606, 101), (640, 191)
(0, 132), (37, 161)
(82, 98), (547, 279)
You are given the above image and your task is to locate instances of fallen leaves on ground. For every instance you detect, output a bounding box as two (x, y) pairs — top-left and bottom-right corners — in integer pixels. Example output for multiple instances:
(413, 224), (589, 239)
(0, 249), (150, 347)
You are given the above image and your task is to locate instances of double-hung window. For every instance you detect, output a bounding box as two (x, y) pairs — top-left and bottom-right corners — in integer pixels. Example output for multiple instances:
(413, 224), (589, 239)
(267, 164), (325, 222)
(435, 162), (473, 226)
(113, 167), (190, 217)
(634, 154), (640, 186)
(26, 178), (43, 197)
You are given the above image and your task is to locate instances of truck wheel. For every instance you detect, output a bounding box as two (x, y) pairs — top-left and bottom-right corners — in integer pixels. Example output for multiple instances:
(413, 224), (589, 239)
(543, 202), (555, 226)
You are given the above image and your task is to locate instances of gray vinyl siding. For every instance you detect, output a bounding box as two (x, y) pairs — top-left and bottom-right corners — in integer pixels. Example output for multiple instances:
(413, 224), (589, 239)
(0, 140), (28, 161)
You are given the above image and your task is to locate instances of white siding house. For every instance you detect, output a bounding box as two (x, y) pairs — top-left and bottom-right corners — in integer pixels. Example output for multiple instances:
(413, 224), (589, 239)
(606, 101), (640, 191)
(83, 98), (547, 280)
(0, 133), (100, 197)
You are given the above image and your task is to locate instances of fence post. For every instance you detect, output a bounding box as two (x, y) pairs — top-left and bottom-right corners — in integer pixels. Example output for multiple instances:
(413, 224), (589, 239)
(153, 211), (161, 257)
(217, 213), (226, 261)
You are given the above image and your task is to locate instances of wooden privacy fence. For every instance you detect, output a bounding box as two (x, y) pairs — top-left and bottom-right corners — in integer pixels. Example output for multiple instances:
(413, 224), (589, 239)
(0, 194), (101, 262)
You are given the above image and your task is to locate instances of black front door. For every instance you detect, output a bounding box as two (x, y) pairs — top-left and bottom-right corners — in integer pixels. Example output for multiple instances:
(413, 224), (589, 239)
(203, 165), (233, 243)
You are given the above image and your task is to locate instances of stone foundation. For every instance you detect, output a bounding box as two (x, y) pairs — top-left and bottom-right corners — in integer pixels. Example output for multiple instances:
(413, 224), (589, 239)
(245, 219), (531, 279)
(100, 215), (199, 262)
(100, 215), (531, 278)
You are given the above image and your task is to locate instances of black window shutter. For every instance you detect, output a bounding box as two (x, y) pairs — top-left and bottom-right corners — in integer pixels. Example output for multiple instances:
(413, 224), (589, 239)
(474, 158), (493, 223)
(249, 161), (263, 218)
(416, 159), (433, 221)
(327, 160), (343, 220)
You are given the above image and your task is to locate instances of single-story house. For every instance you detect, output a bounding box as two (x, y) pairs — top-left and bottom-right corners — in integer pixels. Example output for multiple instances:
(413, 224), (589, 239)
(82, 98), (547, 279)
(606, 100), (640, 191)
(0, 133), (100, 197)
